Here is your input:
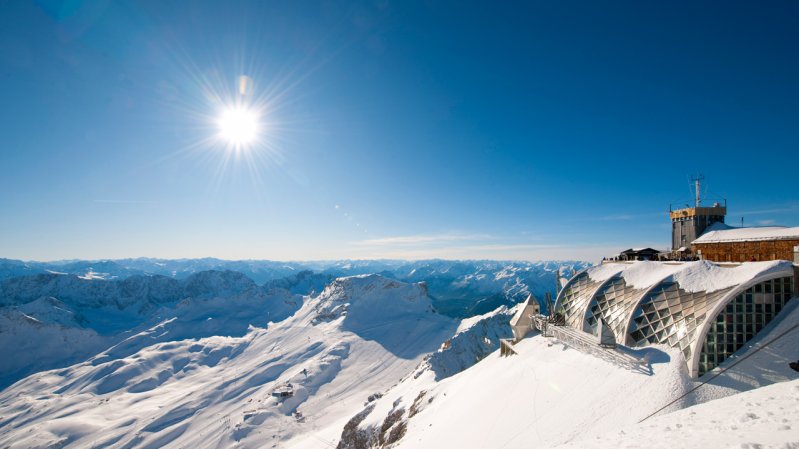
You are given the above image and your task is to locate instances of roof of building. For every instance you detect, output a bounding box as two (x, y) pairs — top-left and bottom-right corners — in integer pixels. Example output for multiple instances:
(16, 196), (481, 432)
(555, 260), (795, 377)
(693, 224), (799, 244)
(620, 247), (660, 254)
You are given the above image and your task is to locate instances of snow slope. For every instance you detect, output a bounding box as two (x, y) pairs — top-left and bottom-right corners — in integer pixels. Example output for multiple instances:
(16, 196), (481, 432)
(0, 270), (305, 389)
(1, 264), (797, 449)
(553, 378), (799, 449)
(338, 299), (799, 449)
(0, 275), (458, 449)
(0, 260), (586, 387)
(339, 336), (691, 449)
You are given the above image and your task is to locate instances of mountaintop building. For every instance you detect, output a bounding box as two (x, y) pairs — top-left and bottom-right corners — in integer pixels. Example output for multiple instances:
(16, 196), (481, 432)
(666, 178), (799, 263)
(553, 260), (798, 377)
(669, 177), (727, 253)
(693, 224), (799, 263)
(522, 179), (799, 378)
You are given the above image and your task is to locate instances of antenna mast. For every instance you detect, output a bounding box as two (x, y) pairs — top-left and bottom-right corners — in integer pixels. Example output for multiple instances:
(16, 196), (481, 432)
(691, 174), (704, 207)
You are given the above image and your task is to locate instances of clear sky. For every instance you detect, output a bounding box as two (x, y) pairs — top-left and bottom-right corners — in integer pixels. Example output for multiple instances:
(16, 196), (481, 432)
(1, 1), (798, 263)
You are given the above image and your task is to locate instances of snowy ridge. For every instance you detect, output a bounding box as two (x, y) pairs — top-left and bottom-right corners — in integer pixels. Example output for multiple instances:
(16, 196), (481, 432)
(0, 275), (458, 449)
(0, 259), (584, 390)
(0, 270), (305, 389)
(421, 305), (515, 381)
(339, 336), (693, 449)
(0, 259), (589, 320)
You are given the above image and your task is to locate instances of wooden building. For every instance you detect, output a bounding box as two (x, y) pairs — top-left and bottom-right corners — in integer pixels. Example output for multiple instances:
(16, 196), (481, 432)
(692, 226), (799, 262)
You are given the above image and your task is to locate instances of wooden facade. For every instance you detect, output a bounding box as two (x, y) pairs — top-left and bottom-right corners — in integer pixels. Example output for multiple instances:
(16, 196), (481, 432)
(694, 239), (799, 262)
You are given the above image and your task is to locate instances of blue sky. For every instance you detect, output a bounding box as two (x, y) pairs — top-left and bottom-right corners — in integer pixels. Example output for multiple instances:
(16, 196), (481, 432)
(1, 1), (797, 262)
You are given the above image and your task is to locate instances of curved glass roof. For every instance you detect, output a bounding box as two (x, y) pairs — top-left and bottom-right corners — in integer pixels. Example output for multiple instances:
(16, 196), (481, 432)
(585, 274), (650, 338)
(553, 261), (795, 377)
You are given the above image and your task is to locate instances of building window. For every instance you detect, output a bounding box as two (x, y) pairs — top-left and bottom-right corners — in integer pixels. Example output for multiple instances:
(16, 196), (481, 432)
(628, 282), (731, 365)
(697, 277), (794, 376)
(557, 272), (604, 329)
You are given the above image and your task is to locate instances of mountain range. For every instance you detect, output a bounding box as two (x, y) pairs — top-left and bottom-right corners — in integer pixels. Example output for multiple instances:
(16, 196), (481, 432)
(0, 258), (587, 390)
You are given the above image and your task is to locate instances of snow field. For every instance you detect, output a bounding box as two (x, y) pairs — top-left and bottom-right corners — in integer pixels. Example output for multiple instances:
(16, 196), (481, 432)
(1, 266), (797, 449)
(553, 378), (799, 449)
(340, 292), (799, 449)
(381, 337), (691, 449)
(0, 275), (457, 449)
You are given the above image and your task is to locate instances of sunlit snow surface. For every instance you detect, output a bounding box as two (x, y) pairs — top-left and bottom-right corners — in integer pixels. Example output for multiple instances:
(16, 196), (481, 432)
(0, 260), (586, 388)
(0, 266), (797, 449)
(337, 300), (799, 449)
(0, 275), (457, 449)
(587, 260), (791, 293)
(554, 379), (799, 449)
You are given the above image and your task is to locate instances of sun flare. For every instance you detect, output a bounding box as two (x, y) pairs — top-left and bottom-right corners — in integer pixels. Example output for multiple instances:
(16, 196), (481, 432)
(217, 106), (259, 148)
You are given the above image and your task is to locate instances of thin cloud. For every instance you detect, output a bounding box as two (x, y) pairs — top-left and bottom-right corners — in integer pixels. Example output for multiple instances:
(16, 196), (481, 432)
(93, 199), (160, 204)
(358, 243), (632, 263)
(354, 233), (493, 246)
(737, 202), (799, 216)
(566, 211), (664, 223)
(457, 243), (561, 251)
(599, 214), (634, 221)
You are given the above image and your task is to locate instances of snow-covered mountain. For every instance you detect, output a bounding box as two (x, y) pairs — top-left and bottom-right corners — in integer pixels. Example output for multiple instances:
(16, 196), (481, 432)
(0, 270), (304, 389)
(0, 259), (588, 317)
(0, 258), (308, 283)
(0, 274), (460, 449)
(0, 263), (797, 449)
(0, 258), (585, 387)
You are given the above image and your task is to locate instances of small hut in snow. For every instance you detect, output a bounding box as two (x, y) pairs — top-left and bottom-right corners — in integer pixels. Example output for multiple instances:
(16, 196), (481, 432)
(510, 293), (541, 342)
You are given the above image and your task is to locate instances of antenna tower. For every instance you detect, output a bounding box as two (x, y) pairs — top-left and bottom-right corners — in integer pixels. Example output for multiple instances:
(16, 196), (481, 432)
(691, 174), (705, 207)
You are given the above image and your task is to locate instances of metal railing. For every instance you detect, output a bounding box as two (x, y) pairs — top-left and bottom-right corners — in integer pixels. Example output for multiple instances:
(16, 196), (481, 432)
(505, 314), (650, 373)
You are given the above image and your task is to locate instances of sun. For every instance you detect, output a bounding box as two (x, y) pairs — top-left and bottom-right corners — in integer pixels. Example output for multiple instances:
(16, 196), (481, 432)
(217, 106), (260, 148)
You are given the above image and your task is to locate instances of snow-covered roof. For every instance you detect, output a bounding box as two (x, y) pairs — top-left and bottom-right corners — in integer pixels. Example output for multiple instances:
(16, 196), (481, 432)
(589, 260), (790, 293)
(693, 225), (799, 244)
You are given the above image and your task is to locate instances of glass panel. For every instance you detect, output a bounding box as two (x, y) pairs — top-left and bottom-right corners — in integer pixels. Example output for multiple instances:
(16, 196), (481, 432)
(556, 271), (608, 329)
(697, 276), (794, 376)
(628, 282), (733, 366)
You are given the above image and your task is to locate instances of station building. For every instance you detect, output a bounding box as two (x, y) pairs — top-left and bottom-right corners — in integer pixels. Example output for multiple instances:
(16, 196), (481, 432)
(551, 181), (799, 378)
(667, 179), (799, 263)
(554, 260), (798, 377)
(692, 225), (799, 263)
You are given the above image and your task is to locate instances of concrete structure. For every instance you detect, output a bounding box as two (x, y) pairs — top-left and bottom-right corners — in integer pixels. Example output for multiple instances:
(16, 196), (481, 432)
(670, 176), (727, 252)
(666, 180), (797, 262)
(670, 205), (727, 251)
(595, 318), (616, 347)
(554, 261), (797, 377)
(692, 225), (799, 262)
(510, 293), (540, 342)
